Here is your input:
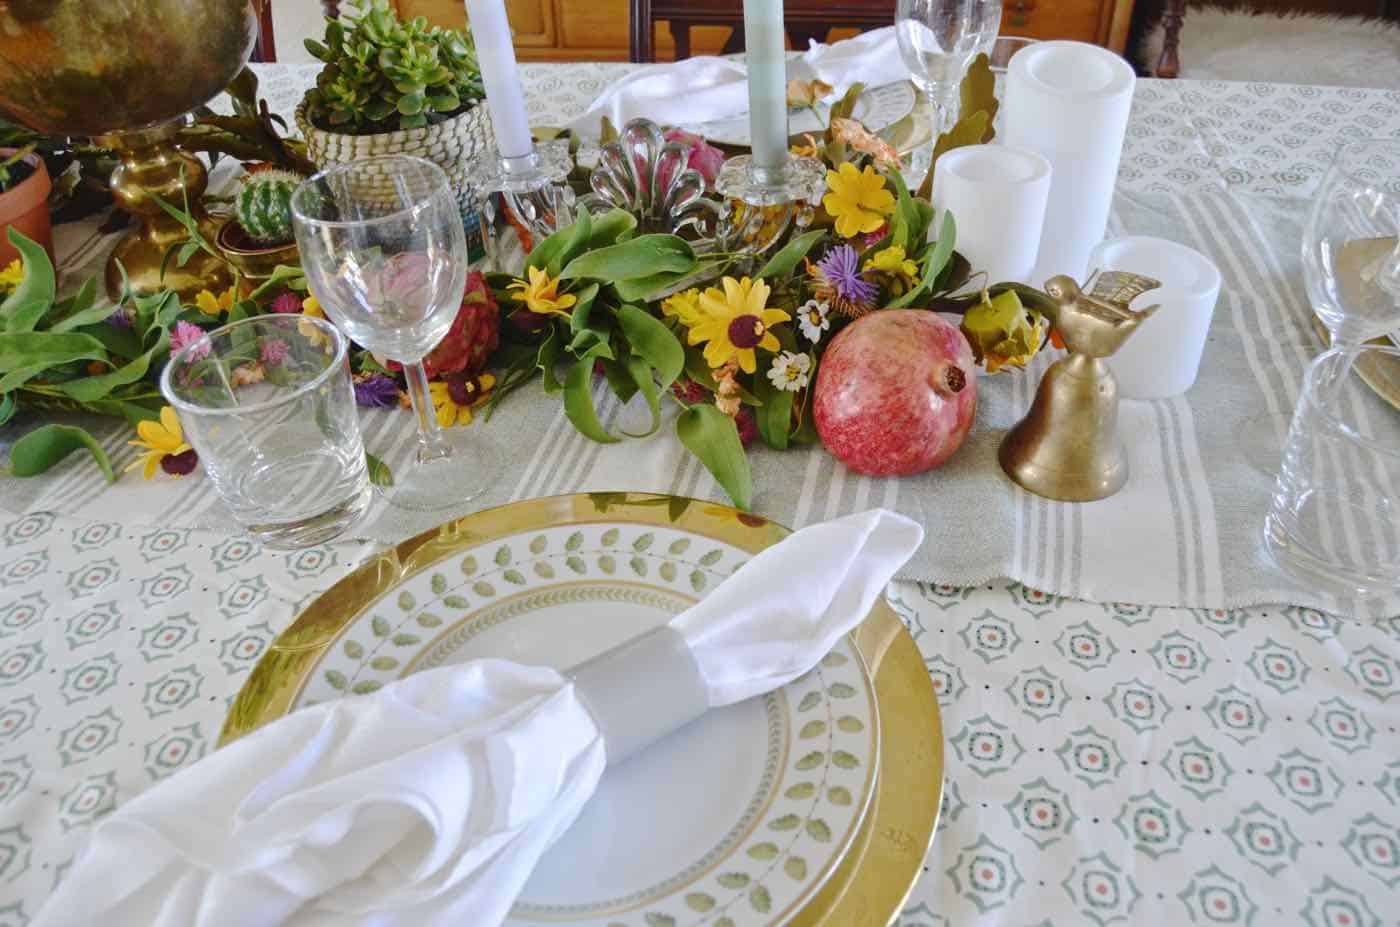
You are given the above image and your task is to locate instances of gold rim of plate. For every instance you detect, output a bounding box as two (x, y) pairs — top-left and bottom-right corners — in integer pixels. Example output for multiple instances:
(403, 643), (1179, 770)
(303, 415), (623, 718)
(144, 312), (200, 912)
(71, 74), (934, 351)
(1310, 316), (1400, 410)
(220, 492), (943, 927)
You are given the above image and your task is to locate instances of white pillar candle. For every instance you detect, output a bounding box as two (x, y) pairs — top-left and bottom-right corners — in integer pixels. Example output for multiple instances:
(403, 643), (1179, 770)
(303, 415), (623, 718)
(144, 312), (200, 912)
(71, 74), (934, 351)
(1002, 41), (1135, 284)
(932, 144), (1052, 283)
(464, 0), (533, 160)
(742, 0), (789, 174)
(1089, 236), (1222, 399)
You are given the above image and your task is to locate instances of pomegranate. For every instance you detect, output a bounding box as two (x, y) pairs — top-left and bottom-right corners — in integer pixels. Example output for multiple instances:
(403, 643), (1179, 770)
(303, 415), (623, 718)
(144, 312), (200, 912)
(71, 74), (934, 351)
(814, 310), (977, 476)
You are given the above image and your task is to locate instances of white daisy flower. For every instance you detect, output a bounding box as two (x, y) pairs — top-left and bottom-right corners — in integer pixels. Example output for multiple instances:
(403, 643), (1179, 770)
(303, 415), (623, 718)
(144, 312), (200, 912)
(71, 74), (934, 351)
(767, 351), (812, 392)
(797, 298), (831, 342)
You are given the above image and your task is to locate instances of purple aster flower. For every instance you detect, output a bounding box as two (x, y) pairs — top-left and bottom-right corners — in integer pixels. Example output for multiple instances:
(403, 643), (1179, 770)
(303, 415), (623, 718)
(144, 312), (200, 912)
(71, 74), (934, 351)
(816, 244), (879, 309)
(354, 374), (401, 409)
(260, 339), (290, 367)
(170, 321), (210, 361)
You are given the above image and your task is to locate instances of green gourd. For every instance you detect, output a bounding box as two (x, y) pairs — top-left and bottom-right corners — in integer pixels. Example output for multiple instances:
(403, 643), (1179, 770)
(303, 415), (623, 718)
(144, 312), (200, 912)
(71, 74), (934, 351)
(233, 169), (301, 246)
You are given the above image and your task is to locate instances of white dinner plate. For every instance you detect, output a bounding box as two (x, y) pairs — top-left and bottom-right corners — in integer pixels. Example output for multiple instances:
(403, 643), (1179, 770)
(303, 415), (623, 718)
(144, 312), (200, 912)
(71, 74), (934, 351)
(290, 516), (882, 927)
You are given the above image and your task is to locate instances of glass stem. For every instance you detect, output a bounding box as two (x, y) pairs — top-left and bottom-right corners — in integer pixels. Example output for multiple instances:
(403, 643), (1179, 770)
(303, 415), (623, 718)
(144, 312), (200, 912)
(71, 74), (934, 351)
(403, 360), (452, 463)
(931, 82), (959, 139)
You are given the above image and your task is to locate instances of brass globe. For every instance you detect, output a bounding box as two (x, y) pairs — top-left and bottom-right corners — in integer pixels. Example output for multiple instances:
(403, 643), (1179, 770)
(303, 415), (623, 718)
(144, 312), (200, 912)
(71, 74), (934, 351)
(0, 0), (258, 298)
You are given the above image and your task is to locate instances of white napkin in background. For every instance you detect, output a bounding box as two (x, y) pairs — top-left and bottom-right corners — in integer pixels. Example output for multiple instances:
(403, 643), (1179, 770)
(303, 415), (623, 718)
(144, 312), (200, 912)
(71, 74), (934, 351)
(37, 509), (922, 927)
(566, 25), (908, 136)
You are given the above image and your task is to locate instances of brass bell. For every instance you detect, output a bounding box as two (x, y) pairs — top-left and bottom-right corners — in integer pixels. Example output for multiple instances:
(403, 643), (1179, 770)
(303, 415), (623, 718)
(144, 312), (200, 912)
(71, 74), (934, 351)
(1000, 271), (1161, 502)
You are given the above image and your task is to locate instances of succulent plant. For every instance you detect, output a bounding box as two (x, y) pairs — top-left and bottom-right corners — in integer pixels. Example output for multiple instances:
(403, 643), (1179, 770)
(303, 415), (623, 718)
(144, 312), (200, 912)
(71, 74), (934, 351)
(303, 0), (484, 135)
(233, 169), (301, 246)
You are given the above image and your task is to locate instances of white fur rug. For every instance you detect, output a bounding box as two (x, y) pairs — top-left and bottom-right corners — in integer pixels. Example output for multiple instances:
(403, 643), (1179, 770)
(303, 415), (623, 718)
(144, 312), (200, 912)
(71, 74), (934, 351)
(1139, 5), (1400, 88)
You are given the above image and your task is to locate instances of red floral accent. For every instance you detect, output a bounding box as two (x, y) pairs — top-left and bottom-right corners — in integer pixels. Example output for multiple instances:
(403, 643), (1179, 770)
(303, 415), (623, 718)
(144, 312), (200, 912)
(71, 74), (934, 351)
(390, 271), (500, 380)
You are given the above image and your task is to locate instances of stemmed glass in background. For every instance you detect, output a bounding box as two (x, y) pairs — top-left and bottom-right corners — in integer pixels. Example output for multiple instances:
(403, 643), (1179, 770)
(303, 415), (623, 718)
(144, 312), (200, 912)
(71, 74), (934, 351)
(895, 0), (1002, 181)
(1262, 139), (1400, 599)
(1239, 138), (1400, 472)
(292, 155), (500, 512)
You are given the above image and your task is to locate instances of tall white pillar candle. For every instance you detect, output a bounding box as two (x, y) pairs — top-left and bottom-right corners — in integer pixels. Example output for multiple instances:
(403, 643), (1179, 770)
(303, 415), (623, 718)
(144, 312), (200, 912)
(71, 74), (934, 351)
(742, 0), (789, 174)
(1089, 236), (1222, 399)
(464, 0), (534, 160)
(1002, 41), (1135, 284)
(932, 145), (1052, 283)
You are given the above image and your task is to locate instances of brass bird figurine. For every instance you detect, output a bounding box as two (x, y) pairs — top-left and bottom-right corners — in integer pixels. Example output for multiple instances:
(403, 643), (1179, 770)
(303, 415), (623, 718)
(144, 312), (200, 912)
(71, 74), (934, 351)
(1000, 270), (1162, 502)
(1042, 272), (1162, 357)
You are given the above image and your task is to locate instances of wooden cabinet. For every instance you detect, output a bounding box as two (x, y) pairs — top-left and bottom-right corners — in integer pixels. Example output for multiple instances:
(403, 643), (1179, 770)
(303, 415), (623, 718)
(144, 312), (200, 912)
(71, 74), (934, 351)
(395, 0), (1136, 62)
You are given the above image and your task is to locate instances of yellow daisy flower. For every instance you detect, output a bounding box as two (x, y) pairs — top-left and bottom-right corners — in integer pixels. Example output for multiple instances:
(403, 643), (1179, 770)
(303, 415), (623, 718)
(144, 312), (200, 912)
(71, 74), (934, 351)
(194, 286), (237, 317)
(508, 266), (576, 318)
(299, 295), (331, 349)
(688, 276), (789, 374)
(661, 288), (704, 327)
(0, 259), (22, 293)
(126, 407), (192, 480)
(822, 162), (895, 239)
(863, 244), (919, 294)
(428, 373), (496, 428)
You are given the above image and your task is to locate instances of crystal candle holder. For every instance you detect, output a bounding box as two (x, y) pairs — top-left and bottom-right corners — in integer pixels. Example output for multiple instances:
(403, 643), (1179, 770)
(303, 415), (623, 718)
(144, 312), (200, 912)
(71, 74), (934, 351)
(470, 139), (577, 254)
(715, 153), (827, 259)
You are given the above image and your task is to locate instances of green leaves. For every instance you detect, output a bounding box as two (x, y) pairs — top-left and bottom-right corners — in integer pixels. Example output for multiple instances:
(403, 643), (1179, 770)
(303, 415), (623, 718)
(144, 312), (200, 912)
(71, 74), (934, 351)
(366, 451), (394, 487)
(560, 235), (696, 282)
(677, 403), (752, 511)
(753, 369), (794, 451)
(563, 357), (618, 444)
(0, 331), (107, 372)
(9, 424), (114, 481)
(0, 229), (56, 333)
(615, 305), (683, 388)
(527, 208), (592, 277)
(757, 229), (825, 281)
(888, 211), (957, 309)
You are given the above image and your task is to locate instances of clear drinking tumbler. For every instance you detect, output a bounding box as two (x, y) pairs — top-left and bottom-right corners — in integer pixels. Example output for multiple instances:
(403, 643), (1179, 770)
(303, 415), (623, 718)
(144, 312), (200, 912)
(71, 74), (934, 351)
(1264, 344), (1400, 600)
(160, 314), (372, 548)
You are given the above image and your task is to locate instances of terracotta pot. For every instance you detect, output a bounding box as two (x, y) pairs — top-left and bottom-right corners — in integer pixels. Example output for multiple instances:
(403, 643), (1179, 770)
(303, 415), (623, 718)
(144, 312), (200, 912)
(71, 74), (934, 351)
(216, 219), (299, 289)
(0, 149), (53, 266)
(295, 101), (493, 213)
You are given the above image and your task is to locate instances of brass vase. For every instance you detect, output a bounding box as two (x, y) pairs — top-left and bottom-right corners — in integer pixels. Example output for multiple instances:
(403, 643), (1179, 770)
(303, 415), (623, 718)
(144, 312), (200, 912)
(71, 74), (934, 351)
(0, 0), (257, 299)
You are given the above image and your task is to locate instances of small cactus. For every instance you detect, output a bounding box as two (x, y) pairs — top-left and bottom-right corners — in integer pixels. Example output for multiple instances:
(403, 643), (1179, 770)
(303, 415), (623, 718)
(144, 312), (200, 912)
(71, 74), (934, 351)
(234, 169), (301, 246)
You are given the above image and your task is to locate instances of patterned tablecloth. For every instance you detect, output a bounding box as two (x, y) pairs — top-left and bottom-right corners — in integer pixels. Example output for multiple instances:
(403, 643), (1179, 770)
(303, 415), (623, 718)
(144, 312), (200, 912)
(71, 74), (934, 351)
(0, 66), (1397, 925)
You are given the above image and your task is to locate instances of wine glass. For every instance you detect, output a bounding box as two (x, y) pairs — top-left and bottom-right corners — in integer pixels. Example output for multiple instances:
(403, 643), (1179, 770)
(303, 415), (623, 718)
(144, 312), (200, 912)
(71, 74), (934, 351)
(896, 0), (1002, 180)
(1241, 138), (1400, 472)
(291, 155), (500, 512)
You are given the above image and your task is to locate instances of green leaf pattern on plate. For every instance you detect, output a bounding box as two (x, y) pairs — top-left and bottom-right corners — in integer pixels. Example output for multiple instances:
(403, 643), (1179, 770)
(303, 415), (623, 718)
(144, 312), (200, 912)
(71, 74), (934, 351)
(301, 521), (876, 927)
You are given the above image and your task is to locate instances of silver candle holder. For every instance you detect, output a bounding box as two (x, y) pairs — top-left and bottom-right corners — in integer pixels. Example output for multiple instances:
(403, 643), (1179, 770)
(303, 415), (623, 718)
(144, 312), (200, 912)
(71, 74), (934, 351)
(714, 153), (827, 260)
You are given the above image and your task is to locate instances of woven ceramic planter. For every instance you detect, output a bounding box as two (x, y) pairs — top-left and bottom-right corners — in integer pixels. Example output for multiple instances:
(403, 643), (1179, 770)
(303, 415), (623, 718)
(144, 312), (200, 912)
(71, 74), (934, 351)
(295, 100), (493, 211)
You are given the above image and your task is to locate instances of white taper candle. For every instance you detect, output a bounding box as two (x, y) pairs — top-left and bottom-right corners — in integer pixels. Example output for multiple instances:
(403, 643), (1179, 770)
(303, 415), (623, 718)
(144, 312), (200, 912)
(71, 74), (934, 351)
(742, 0), (788, 174)
(463, 0), (533, 160)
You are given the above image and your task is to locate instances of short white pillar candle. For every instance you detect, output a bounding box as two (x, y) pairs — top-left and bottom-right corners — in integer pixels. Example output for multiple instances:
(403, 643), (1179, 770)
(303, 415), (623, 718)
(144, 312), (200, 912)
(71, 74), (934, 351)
(931, 144), (1052, 284)
(1089, 236), (1222, 399)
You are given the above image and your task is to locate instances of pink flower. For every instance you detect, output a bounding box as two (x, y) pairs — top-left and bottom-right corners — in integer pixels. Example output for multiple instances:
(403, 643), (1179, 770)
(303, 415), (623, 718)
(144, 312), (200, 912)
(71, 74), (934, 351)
(260, 339), (290, 367)
(170, 321), (210, 361)
(269, 291), (303, 314)
(663, 128), (725, 189)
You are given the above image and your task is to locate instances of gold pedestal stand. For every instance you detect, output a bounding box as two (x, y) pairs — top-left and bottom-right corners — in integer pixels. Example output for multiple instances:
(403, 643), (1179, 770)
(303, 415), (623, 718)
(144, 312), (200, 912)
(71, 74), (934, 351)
(96, 124), (232, 302)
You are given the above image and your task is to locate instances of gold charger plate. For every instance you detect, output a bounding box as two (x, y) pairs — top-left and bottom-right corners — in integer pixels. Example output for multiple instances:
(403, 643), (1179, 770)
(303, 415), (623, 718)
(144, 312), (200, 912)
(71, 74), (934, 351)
(221, 492), (943, 926)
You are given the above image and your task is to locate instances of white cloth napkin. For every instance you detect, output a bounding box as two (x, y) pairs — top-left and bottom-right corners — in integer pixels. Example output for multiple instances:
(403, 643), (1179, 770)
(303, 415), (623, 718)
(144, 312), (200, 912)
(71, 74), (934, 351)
(567, 26), (908, 136)
(37, 509), (922, 927)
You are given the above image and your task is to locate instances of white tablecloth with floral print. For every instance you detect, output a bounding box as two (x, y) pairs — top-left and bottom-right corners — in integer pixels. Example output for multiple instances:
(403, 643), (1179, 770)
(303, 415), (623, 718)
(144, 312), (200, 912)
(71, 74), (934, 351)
(0, 65), (1397, 926)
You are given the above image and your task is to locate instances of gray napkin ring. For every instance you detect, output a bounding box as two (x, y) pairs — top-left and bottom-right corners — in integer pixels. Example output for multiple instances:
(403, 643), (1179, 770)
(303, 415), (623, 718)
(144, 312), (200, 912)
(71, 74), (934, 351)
(567, 626), (709, 766)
